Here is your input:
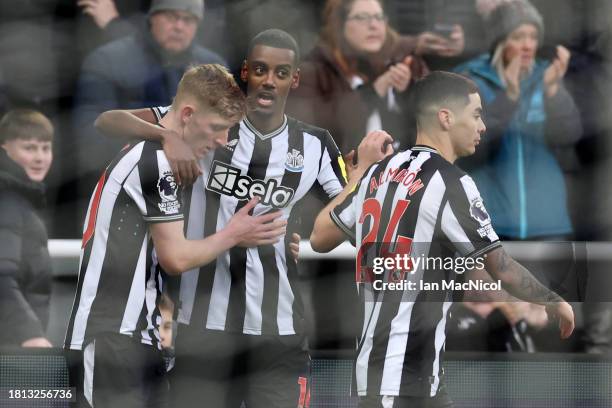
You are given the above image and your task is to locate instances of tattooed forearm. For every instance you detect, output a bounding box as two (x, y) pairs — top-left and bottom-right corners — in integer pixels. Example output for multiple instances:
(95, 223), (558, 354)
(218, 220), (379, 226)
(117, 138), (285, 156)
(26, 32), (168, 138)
(485, 248), (563, 304)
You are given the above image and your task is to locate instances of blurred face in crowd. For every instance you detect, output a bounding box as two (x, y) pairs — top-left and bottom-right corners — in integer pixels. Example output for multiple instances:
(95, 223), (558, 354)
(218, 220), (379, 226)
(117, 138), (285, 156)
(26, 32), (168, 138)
(502, 23), (539, 70)
(449, 93), (486, 159)
(241, 45), (299, 118)
(2, 138), (53, 182)
(159, 305), (173, 349)
(343, 0), (387, 54)
(150, 10), (199, 53)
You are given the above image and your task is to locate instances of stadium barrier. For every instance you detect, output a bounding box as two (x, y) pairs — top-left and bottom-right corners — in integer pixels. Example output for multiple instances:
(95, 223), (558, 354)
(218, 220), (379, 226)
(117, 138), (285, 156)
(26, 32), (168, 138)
(27, 240), (609, 407)
(50, 240), (604, 302)
(1, 348), (611, 408)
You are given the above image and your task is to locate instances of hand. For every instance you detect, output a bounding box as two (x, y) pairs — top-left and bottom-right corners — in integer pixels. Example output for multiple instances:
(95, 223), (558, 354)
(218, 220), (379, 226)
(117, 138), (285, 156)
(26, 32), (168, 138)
(444, 25), (465, 57)
(77, 0), (120, 29)
(289, 233), (300, 263)
(415, 26), (464, 57)
(415, 32), (450, 56)
(373, 56), (413, 97)
(355, 130), (394, 175)
(503, 54), (522, 101)
(543, 45), (570, 98)
(524, 303), (549, 329)
(545, 301), (575, 339)
(372, 70), (392, 98)
(21, 337), (53, 348)
(161, 128), (202, 186)
(229, 198), (287, 247)
(388, 56), (413, 93)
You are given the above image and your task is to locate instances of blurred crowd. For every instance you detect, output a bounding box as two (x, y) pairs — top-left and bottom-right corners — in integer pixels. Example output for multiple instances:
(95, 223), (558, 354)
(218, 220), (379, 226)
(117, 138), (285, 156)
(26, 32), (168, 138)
(1, 0), (612, 354)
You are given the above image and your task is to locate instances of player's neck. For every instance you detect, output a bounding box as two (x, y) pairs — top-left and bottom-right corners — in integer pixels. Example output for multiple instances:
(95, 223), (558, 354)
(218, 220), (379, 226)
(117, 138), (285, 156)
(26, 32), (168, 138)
(415, 132), (457, 163)
(246, 110), (285, 135)
(159, 112), (181, 134)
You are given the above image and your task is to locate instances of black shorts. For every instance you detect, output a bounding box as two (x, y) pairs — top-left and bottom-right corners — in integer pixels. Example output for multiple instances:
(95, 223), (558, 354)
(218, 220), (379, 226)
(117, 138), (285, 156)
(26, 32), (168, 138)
(68, 333), (168, 408)
(170, 324), (310, 408)
(358, 387), (453, 408)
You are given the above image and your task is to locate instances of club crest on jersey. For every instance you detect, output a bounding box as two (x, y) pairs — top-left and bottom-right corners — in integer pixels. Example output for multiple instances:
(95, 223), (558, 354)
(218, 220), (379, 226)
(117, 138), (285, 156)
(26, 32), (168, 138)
(157, 171), (180, 215)
(285, 149), (304, 172)
(206, 161), (295, 208)
(224, 138), (239, 152)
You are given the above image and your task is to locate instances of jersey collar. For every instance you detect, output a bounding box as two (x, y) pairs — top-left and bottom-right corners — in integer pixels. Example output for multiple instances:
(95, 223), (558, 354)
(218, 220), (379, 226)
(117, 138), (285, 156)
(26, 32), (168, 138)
(412, 145), (440, 155)
(243, 115), (288, 141)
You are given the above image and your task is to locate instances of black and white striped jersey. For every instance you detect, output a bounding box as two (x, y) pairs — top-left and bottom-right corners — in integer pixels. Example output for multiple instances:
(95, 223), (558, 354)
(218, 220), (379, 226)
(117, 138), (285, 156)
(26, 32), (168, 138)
(154, 107), (346, 335)
(331, 145), (500, 397)
(65, 141), (183, 350)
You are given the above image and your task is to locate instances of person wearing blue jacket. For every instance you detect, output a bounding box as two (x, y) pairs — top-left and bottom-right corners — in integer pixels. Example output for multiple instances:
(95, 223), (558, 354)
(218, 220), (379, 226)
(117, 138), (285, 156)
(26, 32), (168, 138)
(454, 0), (582, 239)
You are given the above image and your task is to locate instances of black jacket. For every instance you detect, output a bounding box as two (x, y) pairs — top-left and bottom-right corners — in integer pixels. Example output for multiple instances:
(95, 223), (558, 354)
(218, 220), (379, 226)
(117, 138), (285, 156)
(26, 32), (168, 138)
(0, 149), (51, 346)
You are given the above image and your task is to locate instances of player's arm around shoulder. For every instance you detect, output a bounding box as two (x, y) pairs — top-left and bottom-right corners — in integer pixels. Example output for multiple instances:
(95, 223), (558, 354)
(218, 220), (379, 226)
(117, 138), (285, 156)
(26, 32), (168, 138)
(94, 108), (159, 139)
(151, 197), (286, 275)
(310, 130), (394, 252)
(95, 107), (201, 185)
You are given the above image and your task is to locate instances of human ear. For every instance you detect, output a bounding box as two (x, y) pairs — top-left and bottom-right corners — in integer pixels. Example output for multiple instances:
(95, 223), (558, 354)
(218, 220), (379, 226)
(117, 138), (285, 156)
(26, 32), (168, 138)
(291, 68), (300, 89)
(181, 106), (195, 126)
(438, 109), (453, 131)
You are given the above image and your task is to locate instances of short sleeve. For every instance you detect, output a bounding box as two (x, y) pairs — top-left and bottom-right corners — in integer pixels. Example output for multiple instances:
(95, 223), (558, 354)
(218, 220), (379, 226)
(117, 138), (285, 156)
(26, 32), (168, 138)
(441, 174), (500, 259)
(330, 184), (360, 243)
(151, 106), (171, 123)
(125, 143), (184, 223)
(317, 131), (347, 199)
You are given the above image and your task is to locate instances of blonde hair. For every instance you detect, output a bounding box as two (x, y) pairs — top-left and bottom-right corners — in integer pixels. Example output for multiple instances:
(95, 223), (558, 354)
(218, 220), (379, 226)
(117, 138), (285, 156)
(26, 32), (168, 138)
(174, 64), (246, 122)
(0, 109), (54, 144)
(491, 42), (507, 86)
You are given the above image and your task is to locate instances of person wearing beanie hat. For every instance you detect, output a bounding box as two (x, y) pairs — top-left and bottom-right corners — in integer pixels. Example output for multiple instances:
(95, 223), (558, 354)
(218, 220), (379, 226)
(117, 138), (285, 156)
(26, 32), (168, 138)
(148, 0), (204, 54)
(149, 0), (204, 20)
(453, 0), (583, 240)
(486, 0), (544, 49)
(73, 0), (225, 228)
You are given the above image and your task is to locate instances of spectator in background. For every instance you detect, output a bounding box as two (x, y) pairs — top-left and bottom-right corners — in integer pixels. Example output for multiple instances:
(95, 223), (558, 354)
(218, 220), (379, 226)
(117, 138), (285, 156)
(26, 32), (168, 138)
(454, 0), (582, 240)
(0, 110), (54, 348)
(383, 0), (471, 70)
(158, 293), (174, 351)
(286, 0), (429, 155)
(73, 0), (226, 199)
(158, 292), (176, 372)
(0, 2), (68, 111)
(75, 0), (151, 59)
(447, 301), (548, 352)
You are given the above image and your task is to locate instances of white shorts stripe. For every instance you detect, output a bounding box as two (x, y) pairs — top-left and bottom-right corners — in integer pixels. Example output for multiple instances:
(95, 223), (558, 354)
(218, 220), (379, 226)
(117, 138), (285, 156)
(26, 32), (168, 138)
(83, 340), (96, 407)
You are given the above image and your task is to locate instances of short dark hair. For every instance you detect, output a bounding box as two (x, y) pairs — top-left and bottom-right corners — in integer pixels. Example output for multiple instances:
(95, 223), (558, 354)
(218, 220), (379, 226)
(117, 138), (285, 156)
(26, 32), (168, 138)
(0, 109), (54, 144)
(413, 71), (480, 126)
(247, 29), (300, 65)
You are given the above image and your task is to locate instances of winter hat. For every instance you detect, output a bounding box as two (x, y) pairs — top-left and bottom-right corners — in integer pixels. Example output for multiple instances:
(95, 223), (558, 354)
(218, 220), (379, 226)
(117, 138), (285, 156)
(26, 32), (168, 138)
(149, 0), (204, 20)
(486, 0), (544, 49)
